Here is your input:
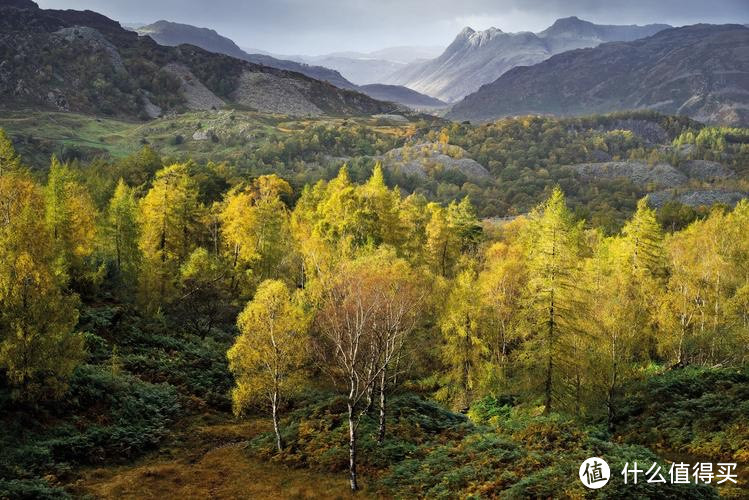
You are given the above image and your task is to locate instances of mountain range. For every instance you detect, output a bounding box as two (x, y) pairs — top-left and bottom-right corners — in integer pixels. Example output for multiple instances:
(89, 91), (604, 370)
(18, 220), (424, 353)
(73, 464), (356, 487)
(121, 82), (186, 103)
(136, 20), (445, 108)
(0, 1), (397, 118)
(448, 24), (749, 126)
(1, 0), (747, 127)
(385, 17), (670, 102)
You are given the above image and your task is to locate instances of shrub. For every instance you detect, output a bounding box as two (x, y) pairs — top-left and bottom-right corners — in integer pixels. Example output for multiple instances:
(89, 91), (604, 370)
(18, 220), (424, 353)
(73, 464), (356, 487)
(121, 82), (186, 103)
(616, 367), (749, 462)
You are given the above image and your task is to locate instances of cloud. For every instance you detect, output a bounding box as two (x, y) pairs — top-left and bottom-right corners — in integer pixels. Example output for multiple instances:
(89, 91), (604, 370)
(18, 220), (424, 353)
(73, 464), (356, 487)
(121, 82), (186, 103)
(34, 0), (749, 54)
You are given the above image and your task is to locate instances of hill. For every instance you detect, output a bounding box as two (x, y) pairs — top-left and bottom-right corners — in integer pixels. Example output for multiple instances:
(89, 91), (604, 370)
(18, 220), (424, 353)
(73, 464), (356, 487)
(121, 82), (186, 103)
(0, 1), (396, 118)
(385, 17), (668, 103)
(448, 24), (749, 126)
(136, 20), (442, 110)
(137, 20), (358, 90)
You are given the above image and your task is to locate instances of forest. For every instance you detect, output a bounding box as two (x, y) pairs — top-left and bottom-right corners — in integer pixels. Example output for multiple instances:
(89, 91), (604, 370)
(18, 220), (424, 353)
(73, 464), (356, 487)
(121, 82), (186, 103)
(0, 120), (748, 498)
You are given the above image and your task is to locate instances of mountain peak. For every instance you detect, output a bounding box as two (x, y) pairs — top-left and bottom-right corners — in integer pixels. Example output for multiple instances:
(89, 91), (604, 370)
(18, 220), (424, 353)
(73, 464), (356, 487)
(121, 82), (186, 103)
(543, 16), (595, 34)
(458, 26), (476, 37)
(453, 26), (504, 47)
(552, 16), (587, 25)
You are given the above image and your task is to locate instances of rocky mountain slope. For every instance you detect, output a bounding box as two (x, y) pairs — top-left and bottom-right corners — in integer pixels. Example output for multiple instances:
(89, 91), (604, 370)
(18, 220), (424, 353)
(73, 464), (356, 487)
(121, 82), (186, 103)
(135, 20), (440, 110)
(137, 20), (357, 90)
(448, 24), (749, 126)
(0, 1), (397, 118)
(385, 17), (668, 102)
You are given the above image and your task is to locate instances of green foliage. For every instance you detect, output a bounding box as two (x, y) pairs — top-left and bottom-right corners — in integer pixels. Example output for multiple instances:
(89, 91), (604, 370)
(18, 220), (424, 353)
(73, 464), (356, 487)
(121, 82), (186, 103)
(0, 171), (85, 400)
(0, 364), (179, 480)
(103, 179), (141, 291)
(0, 129), (23, 176)
(437, 269), (488, 407)
(0, 478), (71, 500)
(616, 366), (749, 463)
(0, 111), (747, 497)
(379, 404), (718, 499)
(247, 391), (470, 472)
(138, 163), (205, 311)
(673, 126), (749, 175)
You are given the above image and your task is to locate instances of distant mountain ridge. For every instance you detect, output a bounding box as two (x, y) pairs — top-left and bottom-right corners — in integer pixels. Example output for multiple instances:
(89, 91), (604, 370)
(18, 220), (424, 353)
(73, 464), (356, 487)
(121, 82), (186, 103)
(386, 17), (670, 102)
(288, 46), (444, 85)
(358, 84), (445, 108)
(447, 24), (749, 127)
(136, 20), (443, 109)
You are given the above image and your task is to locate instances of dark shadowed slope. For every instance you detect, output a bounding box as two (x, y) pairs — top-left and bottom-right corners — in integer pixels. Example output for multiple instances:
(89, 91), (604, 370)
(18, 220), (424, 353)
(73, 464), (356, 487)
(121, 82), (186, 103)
(0, 1), (397, 118)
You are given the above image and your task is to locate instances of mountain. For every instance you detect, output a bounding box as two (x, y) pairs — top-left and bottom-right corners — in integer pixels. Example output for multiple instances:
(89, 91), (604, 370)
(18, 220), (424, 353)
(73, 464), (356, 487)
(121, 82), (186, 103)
(135, 20), (441, 109)
(357, 84), (446, 109)
(290, 46), (444, 85)
(447, 24), (749, 127)
(0, 1), (397, 118)
(137, 20), (357, 90)
(386, 17), (669, 102)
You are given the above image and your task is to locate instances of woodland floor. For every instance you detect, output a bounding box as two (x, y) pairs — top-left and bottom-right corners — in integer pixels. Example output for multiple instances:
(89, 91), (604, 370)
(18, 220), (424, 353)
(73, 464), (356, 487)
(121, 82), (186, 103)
(67, 414), (363, 500)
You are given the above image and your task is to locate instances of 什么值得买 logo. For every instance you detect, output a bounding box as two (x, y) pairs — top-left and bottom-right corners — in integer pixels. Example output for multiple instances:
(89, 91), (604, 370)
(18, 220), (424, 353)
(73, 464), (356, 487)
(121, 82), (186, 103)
(579, 457), (610, 489)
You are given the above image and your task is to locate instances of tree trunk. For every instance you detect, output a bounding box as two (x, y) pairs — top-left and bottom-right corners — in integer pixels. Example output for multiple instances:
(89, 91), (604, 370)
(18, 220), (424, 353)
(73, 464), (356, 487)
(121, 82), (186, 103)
(377, 368), (387, 444)
(348, 400), (358, 491)
(544, 299), (554, 415)
(272, 387), (283, 453)
(606, 384), (616, 432)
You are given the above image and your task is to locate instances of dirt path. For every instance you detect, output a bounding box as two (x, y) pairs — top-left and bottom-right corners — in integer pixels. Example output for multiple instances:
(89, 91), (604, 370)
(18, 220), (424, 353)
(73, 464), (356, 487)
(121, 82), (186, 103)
(69, 415), (366, 499)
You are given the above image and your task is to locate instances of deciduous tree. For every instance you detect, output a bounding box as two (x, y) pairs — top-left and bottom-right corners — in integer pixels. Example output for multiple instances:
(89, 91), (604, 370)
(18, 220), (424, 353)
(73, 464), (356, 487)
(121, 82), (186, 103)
(228, 279), (307, 452)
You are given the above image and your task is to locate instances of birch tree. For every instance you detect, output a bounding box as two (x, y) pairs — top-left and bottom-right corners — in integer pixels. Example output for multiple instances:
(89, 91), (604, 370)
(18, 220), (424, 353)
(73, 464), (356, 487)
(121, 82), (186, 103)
(228, 279), (307, 452)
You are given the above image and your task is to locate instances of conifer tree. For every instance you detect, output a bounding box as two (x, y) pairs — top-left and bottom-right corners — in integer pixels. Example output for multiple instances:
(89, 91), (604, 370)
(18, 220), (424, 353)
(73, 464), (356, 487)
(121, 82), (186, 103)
(45, 157), (97, 283)
(587, 201), (664, 427)
(178, 247), (227, 338)
(220, 175), (294, 295)
(0, 129), (22, 176)
(425, 203), (457, 277)
(138, 163), (204, 311)
(438, 268), (488, 408)
(105, 179), (141, 289)
(522, 188), (585, 414)
(0, 172), (83, 399)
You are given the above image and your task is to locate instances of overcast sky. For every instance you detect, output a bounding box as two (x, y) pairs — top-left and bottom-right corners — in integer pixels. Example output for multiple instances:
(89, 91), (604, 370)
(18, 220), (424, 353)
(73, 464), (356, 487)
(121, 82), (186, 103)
(35, 0), (749, 55)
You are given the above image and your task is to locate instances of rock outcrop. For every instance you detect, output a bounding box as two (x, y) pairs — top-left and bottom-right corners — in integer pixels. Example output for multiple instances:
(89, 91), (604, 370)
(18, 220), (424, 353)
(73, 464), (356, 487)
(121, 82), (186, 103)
(380, 143), (490, 180)
(566, 161), (687, 188)
(647, 190), (747, 207)
(163, 63), (225, 111)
